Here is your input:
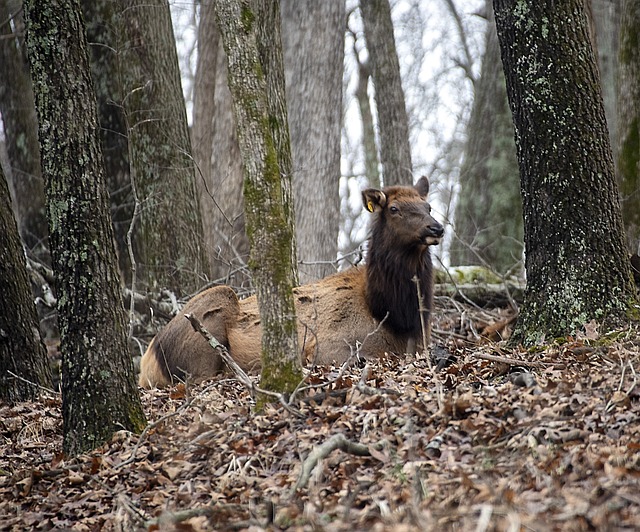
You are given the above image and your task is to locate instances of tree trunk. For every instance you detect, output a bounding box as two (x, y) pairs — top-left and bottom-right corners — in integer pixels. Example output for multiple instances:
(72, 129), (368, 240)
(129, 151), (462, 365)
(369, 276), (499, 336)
(450, 4), (522, 274)
(281, 0), (345, 283)
(617, 0), (640, 254)
(24, 0), (146, 455)
(214, 0), (303, 394)
(0, 0), (47, 260)
(493, 0), (638, 345)
(590, 0), (621, 159)
(360, 0), (413, 187)
(116, 0), (209, 296)
(193, 6), (251, 288)
(82, 0), (134, 282)
(0, 164), (52, 403)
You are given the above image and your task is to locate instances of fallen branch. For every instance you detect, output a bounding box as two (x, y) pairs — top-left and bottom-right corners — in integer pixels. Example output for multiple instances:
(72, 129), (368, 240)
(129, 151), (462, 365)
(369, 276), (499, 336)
(185, 314), (304, 418)
(474, 352), (545, 367)
(292, 433), (371, 494)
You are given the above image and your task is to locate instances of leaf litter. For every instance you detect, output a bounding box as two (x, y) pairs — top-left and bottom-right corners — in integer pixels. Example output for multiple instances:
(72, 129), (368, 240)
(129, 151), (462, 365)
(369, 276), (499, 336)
(1, 300), (640, 531)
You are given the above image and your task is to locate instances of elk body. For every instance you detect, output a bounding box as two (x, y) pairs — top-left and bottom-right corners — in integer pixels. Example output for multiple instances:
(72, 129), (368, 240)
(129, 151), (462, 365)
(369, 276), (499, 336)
(139, 177), (444, 388)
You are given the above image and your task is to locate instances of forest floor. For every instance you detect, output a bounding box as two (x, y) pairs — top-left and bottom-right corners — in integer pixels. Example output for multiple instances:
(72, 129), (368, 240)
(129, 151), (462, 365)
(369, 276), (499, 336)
(1, 296), (640, 531)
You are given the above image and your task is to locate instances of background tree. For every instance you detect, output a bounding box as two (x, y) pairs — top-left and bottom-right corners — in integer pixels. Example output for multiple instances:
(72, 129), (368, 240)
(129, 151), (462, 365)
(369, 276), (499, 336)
(281, 0), (345, 283)
(0, 164), (52, 403)
(116, 0), (209, 296)
(617, 0), (640, 254)
(192, 4), (251, 289)
(450, 4), (522, 274)
(24, 0), (146, 455)
(360, 0), (413, 187)
(0, 0), (47, 260)
(493, 0), (638, 345)
(82, 0), (134, 281)
(214, 0), (303, 393)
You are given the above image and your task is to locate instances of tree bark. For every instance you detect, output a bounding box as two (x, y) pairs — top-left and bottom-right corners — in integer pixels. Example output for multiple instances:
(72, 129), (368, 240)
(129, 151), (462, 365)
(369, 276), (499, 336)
(116, 0), (209, 296)
(214, 0), (303, 394)
(208, 42), (251, 287)
(0, 0), (47, 259)
(281, 0), (345, 283)
(24, 0), (146, 455)
(493, 0), (638, 345)
(450, 4), (522, 274)
(82, 0), (134, 282)
(617, 0), (640, 254)
(0, 164), (52, 403)
(360, 0), (413, 187)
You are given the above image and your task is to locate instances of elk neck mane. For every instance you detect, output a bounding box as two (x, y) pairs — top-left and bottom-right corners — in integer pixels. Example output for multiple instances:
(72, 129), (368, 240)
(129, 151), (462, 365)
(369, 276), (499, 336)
(364, 216), (432, 337)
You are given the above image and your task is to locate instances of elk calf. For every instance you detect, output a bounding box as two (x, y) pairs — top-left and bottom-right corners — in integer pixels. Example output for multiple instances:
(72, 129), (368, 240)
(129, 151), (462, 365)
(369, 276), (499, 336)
(139, 176), (443, 388)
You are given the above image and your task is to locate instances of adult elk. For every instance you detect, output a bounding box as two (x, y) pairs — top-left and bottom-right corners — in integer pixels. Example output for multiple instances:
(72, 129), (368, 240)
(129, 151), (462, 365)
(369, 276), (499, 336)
(139, 176), (444, 388)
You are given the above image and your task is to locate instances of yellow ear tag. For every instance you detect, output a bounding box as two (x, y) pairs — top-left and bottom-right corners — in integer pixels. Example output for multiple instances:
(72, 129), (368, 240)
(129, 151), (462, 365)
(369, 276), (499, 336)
(367, 201), (374, 212)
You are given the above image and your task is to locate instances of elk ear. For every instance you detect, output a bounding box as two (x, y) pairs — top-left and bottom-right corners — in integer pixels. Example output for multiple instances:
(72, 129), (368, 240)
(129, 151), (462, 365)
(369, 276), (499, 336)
(362, 188), (387, 213)
(414, 176), (430, 198)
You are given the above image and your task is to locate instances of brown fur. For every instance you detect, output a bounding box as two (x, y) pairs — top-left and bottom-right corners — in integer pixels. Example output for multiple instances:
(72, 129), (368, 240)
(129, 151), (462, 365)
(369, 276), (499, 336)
(139, 177), (444, 388)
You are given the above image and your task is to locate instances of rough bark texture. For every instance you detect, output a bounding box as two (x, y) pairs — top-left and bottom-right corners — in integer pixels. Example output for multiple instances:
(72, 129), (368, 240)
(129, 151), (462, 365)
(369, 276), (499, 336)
(0, 0), (47, 259)
(360, 0), (413, 187)
(617, 0), (640, 254)
(281, 0), (345, 283)
(24, 0), (146, 455)
(82, 0), (134, 282)
(0, 165), (52, 403)
(450, 5), (523, 274)
(214, 0), (303, 393)
(494, 0), (638, 345)
(116, 0), (209, 296)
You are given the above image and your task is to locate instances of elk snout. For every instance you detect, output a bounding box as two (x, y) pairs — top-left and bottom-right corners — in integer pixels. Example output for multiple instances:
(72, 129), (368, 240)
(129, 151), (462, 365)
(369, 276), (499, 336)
(422, 221), (444, 245)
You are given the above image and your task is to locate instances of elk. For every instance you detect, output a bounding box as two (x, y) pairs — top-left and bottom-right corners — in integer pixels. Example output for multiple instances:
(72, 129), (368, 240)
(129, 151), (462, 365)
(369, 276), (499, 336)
(139, 176), (444, 388)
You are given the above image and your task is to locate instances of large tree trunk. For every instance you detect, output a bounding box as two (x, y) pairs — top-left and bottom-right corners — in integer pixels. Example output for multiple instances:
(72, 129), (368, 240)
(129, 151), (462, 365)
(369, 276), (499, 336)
(0, 0), (47, 260)
(116, 0), (209, 296)
(493, 0), (638, 345)
(450, 4), (522, 274)
(0, 165), (52, 403)
(82, 0), (134, 282)
(24, 0), (146, 455)
(281, 0), (345, 283)
(215, 0), (302, 394)
(617, 0), (640, 254)
(360, 0), (413, 187)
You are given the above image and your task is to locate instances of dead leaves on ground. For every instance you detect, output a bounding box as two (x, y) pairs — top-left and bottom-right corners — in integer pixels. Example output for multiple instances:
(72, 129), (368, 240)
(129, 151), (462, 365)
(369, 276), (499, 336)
(1, 321), (640, 531)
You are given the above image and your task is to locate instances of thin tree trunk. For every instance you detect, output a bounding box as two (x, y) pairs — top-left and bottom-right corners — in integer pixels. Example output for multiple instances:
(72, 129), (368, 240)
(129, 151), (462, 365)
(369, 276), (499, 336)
(214, 0), (303, 394)
(617, 0), (640, 254)
(24, 0), (146, 455)
(0, 0), (47, 259)
(360, 0), (413, 187)
(451, 4), (522, 274)
(0, 165), (52, 403)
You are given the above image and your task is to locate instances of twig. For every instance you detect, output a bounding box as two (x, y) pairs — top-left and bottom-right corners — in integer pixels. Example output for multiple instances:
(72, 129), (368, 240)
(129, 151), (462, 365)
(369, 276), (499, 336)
(185, 314), (304, 418)
(6, 371), (58, 396)
(414, 276), (443, 410)
(115, 384), (212, 469)
(289, 313), (390, 404)
(292, 433), (372, 494)
(474, 352), (545, 367)
(356, 364), (400, 396)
